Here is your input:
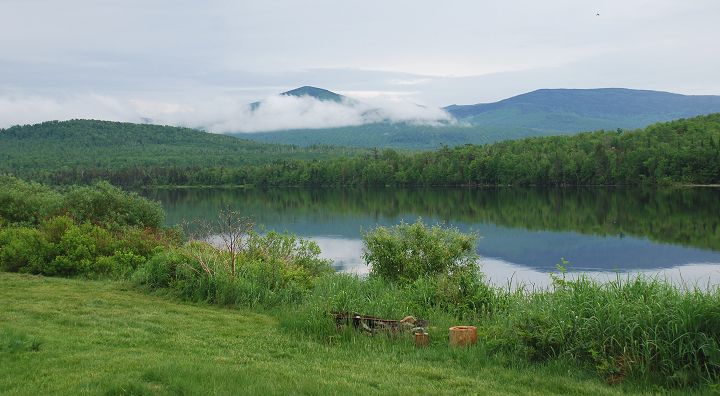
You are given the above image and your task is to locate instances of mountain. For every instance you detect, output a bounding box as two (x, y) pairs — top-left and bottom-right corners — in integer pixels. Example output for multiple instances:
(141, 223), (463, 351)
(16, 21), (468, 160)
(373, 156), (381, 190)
(445, 88), (720, 132)
(250, 86), (347, 110)
(239, 88), (720, 149)
(281, 86), (346, 102)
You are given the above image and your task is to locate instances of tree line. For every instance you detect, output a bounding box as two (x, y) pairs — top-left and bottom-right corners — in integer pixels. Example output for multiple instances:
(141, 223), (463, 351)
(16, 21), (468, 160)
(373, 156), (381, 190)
(18, 114), (718, 187)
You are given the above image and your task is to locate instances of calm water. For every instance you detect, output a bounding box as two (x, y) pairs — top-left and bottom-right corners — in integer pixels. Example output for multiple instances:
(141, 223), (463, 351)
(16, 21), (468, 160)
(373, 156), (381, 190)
(143, 187), (720, 287)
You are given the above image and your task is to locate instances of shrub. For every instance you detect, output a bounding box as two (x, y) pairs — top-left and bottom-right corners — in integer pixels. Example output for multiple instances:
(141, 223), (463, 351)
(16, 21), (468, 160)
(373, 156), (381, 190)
(39, 215), (75, 243)
(0, 179), (174, 279)
(245, 231), (333, 282)
(95, 250), (147, 279)
(132, 248), (186, 289)
(114, 226), (181, 258)
(0, 227), (50, 273)
(47, 224), (107, 276)
(362, 219), (478, 284)
(0, 177), (62, 225)
(0, 177), (164, 229)
(62, 182), (164, 229)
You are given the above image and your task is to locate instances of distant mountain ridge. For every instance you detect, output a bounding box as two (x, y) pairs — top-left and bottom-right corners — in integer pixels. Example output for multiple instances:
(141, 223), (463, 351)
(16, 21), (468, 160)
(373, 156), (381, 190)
(444, 88), (720, 131)
(239, 87), (720, 149)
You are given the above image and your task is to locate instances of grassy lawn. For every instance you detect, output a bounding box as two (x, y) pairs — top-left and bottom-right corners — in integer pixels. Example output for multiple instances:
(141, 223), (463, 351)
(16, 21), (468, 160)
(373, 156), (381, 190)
(0, 273), (706, 395)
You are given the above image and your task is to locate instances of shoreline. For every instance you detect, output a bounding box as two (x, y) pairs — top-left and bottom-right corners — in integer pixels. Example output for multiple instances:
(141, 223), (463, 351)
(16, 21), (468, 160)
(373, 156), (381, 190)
(142, 183), (720, 190)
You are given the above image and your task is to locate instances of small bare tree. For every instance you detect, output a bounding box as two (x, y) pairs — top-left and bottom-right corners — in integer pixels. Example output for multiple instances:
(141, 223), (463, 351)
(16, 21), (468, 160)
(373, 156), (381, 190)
(183, 208), (254, 277)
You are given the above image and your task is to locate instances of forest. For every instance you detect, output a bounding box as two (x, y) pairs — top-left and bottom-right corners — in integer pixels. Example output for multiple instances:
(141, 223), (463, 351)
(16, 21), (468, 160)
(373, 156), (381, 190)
(0, 119), (363, 174)
(14, 113), (719, 187)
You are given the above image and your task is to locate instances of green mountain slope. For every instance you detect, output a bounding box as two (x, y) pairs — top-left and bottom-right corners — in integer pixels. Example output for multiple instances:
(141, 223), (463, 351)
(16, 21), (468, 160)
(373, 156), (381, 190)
(235, 123), (528, 149)
(0, 119), (361, 174)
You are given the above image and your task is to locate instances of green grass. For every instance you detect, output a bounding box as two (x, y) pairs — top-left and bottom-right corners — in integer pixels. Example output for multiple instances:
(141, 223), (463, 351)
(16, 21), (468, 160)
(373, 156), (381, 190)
(0, 273), (689, 395)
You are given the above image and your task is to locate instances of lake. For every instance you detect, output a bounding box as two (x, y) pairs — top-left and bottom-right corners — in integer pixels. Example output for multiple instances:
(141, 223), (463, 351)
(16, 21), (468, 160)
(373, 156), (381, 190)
(143, 187), (720, 288)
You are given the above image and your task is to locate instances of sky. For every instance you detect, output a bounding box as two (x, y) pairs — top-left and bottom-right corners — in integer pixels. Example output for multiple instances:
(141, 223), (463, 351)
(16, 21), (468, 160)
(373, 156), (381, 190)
(1, 0), (718, 131)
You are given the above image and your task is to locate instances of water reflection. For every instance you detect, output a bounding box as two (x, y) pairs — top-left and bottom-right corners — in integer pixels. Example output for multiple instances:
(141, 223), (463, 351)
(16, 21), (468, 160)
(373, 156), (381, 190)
(482, 258), (720, 289)
(144, 187), (720, 285)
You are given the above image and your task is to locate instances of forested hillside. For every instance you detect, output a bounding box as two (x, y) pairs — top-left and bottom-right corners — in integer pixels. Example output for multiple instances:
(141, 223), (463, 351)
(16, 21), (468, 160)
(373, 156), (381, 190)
(0, 119), (362, 183)
(19, 114), (719, 187)
(235, 123), (524, 149)
(274, 113), (717, 187)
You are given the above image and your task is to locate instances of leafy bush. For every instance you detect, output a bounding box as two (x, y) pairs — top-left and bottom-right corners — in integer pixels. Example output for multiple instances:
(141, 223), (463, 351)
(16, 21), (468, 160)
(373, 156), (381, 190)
(114, 226), (182, 258)
(39, 215), (75, 243)
(0, 177), (164, 229)
(0, 177), (62, 225)
(245, 231), (333, 284)
(1, 215), (173, 278)
(62, 182), (164, 229)
(363, 219), (478, 284)
(0, 178), (173, 278)
(96, 250), (147, 279)
(45, 223), (113, 276)
(404, 269), (502, 318)
(0, 227), (50, 273)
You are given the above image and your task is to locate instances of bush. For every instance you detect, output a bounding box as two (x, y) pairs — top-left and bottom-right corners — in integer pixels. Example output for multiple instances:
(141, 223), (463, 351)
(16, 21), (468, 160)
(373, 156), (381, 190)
(0, 227), (50, 273)
(95, 250), (147, 279)
(0, 177), (62, 225)
(62, 182), (164, 229)
(39, 215), (74, 243)
(404, 269), (501, 318)
(0, 214), (167, 278)
(114, 226), (182, 258)
(362, 219), (478, 284)
(0, 177), (164, 229)
(46, 223), (113, 276)
(245, 231), (333, 284)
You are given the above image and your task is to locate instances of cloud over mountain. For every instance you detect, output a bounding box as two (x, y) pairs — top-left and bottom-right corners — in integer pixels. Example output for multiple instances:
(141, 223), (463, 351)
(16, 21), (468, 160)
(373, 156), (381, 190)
(0, 89), (452, 132)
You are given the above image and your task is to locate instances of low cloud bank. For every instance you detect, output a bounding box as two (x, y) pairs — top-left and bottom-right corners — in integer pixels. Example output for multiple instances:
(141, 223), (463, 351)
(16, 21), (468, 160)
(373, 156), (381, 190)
(0, 92), (453, 132)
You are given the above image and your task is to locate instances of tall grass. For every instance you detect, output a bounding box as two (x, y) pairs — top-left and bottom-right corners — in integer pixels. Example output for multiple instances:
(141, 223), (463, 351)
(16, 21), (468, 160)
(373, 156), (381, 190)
(483, 275), (720, 386)
(276, 269), (720, 387)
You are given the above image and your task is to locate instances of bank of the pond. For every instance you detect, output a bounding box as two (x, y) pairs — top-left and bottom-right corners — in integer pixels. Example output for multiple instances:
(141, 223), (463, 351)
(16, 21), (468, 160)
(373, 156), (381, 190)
(0, 273), (699, 395)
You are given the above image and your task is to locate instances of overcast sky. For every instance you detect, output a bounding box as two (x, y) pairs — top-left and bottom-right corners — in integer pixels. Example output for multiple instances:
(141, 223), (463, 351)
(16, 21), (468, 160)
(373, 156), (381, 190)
(1, 0), (718, 131)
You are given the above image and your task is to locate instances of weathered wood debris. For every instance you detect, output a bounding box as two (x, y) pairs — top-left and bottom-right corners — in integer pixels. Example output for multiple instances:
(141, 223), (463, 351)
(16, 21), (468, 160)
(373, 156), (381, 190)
(331, 311), (428, 335)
